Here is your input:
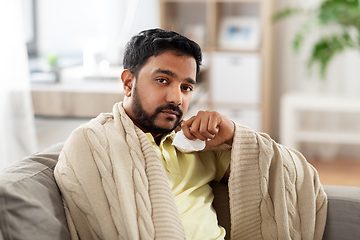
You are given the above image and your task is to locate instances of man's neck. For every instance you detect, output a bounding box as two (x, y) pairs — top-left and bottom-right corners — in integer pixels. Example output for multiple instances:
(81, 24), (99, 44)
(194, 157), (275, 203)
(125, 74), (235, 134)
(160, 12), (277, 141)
(137, 126), (164, 146)
(153, 134), (163, 146)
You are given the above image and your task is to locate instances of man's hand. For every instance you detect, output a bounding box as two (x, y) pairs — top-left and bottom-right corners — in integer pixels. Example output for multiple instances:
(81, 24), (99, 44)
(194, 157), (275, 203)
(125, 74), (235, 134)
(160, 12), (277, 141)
(181, 110), (235, 147)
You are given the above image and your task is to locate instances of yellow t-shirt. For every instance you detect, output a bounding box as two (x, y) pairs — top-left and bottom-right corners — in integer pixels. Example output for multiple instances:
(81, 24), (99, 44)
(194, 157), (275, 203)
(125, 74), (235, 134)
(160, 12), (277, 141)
(146, 132), (231, 240)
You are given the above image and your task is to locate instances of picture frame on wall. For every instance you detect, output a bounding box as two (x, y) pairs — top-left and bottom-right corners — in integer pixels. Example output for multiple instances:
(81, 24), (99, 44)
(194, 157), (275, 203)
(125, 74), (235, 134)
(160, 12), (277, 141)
(218, 16), (260, 50)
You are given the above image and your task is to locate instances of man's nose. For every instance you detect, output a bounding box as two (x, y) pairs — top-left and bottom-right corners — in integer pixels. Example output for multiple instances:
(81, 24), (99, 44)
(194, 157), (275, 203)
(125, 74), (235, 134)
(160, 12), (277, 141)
(166, 85), (182, 106)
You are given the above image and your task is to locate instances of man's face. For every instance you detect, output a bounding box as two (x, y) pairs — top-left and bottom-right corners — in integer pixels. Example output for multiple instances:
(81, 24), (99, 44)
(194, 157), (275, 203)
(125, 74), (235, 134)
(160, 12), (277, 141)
(122, 50), (197, 136)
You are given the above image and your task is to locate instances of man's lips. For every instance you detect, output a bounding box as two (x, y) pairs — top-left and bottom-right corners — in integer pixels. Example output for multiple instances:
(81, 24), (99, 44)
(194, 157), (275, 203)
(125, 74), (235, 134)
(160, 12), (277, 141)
(161, 110), (180, 118)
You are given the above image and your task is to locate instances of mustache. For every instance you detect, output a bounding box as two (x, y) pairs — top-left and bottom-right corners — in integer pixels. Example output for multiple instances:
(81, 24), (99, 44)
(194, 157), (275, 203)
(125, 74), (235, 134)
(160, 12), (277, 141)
(156, 104), (183, 118)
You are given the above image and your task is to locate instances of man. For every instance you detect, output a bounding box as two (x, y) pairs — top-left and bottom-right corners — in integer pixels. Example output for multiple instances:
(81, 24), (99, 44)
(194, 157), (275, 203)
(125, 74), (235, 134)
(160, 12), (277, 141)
(55, 29), (327, 240)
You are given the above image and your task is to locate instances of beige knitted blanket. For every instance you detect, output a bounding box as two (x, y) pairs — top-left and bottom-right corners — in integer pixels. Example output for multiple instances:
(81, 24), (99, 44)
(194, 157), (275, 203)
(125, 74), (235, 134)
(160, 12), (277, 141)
(54, 102), (327, 240)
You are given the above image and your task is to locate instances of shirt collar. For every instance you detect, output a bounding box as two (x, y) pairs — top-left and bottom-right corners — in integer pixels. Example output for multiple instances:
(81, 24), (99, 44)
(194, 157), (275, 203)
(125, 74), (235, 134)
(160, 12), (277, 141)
(146, 131), (176, 146)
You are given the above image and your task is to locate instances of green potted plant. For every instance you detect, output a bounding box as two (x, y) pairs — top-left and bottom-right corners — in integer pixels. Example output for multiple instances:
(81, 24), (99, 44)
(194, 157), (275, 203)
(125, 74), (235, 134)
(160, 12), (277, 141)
(273, 0), (360, 79)
(47, 53), (60, 82)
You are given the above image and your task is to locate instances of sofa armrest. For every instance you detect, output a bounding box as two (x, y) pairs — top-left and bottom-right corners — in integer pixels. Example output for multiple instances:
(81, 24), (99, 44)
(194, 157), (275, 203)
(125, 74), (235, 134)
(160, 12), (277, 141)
(0, 143), (70, 240)
(322, 185), (360, 240)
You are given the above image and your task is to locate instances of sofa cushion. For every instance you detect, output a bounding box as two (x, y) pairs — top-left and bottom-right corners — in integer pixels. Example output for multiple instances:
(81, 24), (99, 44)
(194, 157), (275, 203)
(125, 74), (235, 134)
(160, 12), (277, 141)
(0, 142), (70, 240)
(210, 181), (231, 240)
(322, 185), (360, 240)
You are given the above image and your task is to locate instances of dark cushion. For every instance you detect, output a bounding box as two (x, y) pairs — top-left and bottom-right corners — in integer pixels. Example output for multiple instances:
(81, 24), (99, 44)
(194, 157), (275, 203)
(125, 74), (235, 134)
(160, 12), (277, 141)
(211, 181), (231, 240)
(0, 143), (70, 240)
(322, 185), (360, 240)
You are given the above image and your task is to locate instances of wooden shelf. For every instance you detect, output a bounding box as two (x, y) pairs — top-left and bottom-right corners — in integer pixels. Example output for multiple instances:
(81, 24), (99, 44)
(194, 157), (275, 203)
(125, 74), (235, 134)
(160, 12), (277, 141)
(160, 0), (274, 134)
(31, 66), (124, 118)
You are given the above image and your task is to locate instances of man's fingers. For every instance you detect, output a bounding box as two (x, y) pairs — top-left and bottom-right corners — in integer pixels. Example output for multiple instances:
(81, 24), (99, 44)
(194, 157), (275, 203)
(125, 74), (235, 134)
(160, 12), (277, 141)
(208, 112), (221, 135)
(194, 113), (216, 140)
(182, 111), (221, 141)
(186, 113), (210, 141)
(181, 116), (196, 140)
(181, 110), (235, 147)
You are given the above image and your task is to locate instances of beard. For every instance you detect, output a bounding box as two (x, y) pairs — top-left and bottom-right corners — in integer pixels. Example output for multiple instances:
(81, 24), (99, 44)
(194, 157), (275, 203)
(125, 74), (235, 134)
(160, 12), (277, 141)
(131, 85), (183, 135)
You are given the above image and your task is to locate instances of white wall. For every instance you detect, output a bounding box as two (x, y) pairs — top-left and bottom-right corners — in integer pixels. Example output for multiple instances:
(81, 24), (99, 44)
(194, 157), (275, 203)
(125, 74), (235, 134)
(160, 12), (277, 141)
(273, 0), (360, 158)
(0, 0), (38, 168)
(36, 0), (159, 64)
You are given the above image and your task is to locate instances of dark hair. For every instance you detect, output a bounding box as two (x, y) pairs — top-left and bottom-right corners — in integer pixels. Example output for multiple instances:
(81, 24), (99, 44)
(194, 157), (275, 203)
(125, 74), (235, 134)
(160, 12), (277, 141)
(123, 28), (202, 76)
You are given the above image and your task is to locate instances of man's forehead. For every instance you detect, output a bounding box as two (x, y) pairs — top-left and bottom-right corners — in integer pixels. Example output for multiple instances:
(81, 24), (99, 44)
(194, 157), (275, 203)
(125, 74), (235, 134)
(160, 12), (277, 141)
(141, 51), (197, 79)
(151, 50), (196, 63)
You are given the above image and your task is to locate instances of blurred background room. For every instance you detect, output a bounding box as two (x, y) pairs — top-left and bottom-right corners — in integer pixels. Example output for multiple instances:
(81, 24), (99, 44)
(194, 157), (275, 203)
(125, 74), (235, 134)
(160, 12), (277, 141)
(1, 0), (360, 186)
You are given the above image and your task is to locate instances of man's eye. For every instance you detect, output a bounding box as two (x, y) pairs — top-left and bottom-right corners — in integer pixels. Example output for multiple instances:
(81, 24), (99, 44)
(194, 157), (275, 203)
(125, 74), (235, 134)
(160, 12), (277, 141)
(157, 78), (168, 84)
(182, 86), (194, 92)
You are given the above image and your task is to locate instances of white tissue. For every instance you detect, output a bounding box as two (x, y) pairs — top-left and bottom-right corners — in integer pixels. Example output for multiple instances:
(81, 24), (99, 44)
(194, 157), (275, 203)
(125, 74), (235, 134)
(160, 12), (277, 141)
(172, 130), (206, 152)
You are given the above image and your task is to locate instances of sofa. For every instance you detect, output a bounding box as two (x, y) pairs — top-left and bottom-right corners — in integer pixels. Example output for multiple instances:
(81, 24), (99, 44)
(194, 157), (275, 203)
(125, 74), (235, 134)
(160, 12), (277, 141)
(0, 142), (359, 240)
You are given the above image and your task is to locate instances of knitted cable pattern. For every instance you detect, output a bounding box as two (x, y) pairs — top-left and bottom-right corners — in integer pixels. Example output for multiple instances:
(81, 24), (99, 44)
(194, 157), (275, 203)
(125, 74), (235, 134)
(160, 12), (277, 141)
(258, 134), (302, 240)
(55, 102), (327, 240)
(257, 134), (307, 240)
(229, 124), (263, 239)
(282, 147), (301, 240)
(136, 128), (186, 239)
(115, 104), (186, 240)
(55, 102), (187, 239)
(84, 125), (126, 239)
(56, 151), (103, 239)
(117, 113), (155, 240)
(56, 110), (155, 239)
(229, 125), (305, 240)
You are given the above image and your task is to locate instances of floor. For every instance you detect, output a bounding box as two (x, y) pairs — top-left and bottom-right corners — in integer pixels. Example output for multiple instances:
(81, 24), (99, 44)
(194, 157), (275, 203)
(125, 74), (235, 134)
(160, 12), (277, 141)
(309, 158), (360, 187)
(35, 117), (360, 188)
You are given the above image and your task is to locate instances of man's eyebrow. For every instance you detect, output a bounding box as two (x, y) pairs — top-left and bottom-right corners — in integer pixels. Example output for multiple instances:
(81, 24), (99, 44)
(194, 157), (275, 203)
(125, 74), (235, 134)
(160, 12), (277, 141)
(153, 68), (196, 85)
(154, 68), (176, 78)
(185, 78), (196, 85)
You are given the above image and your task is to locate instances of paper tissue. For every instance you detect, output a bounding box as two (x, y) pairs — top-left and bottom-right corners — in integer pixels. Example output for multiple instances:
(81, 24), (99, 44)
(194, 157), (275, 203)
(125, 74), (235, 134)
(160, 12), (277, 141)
(172, 130), (206, 152)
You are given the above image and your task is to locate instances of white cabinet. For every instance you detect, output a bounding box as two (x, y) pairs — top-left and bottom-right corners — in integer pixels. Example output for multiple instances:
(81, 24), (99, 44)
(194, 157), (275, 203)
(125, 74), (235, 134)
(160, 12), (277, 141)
(210, 52), (262, 130)
(215, 107), (261, 132)
(210, 52), (261, 104)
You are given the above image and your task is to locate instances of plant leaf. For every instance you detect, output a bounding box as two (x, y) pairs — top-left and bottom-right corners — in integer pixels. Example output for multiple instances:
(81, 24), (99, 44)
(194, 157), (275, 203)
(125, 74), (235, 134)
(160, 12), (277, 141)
(308, 33), (356, 78)
(273, 7), (304, 22)
(293, 17), (319, 52)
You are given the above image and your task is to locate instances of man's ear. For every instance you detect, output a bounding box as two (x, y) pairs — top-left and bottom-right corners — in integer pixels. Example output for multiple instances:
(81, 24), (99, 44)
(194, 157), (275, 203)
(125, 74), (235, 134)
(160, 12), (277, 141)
(121, 69), (135, 97)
